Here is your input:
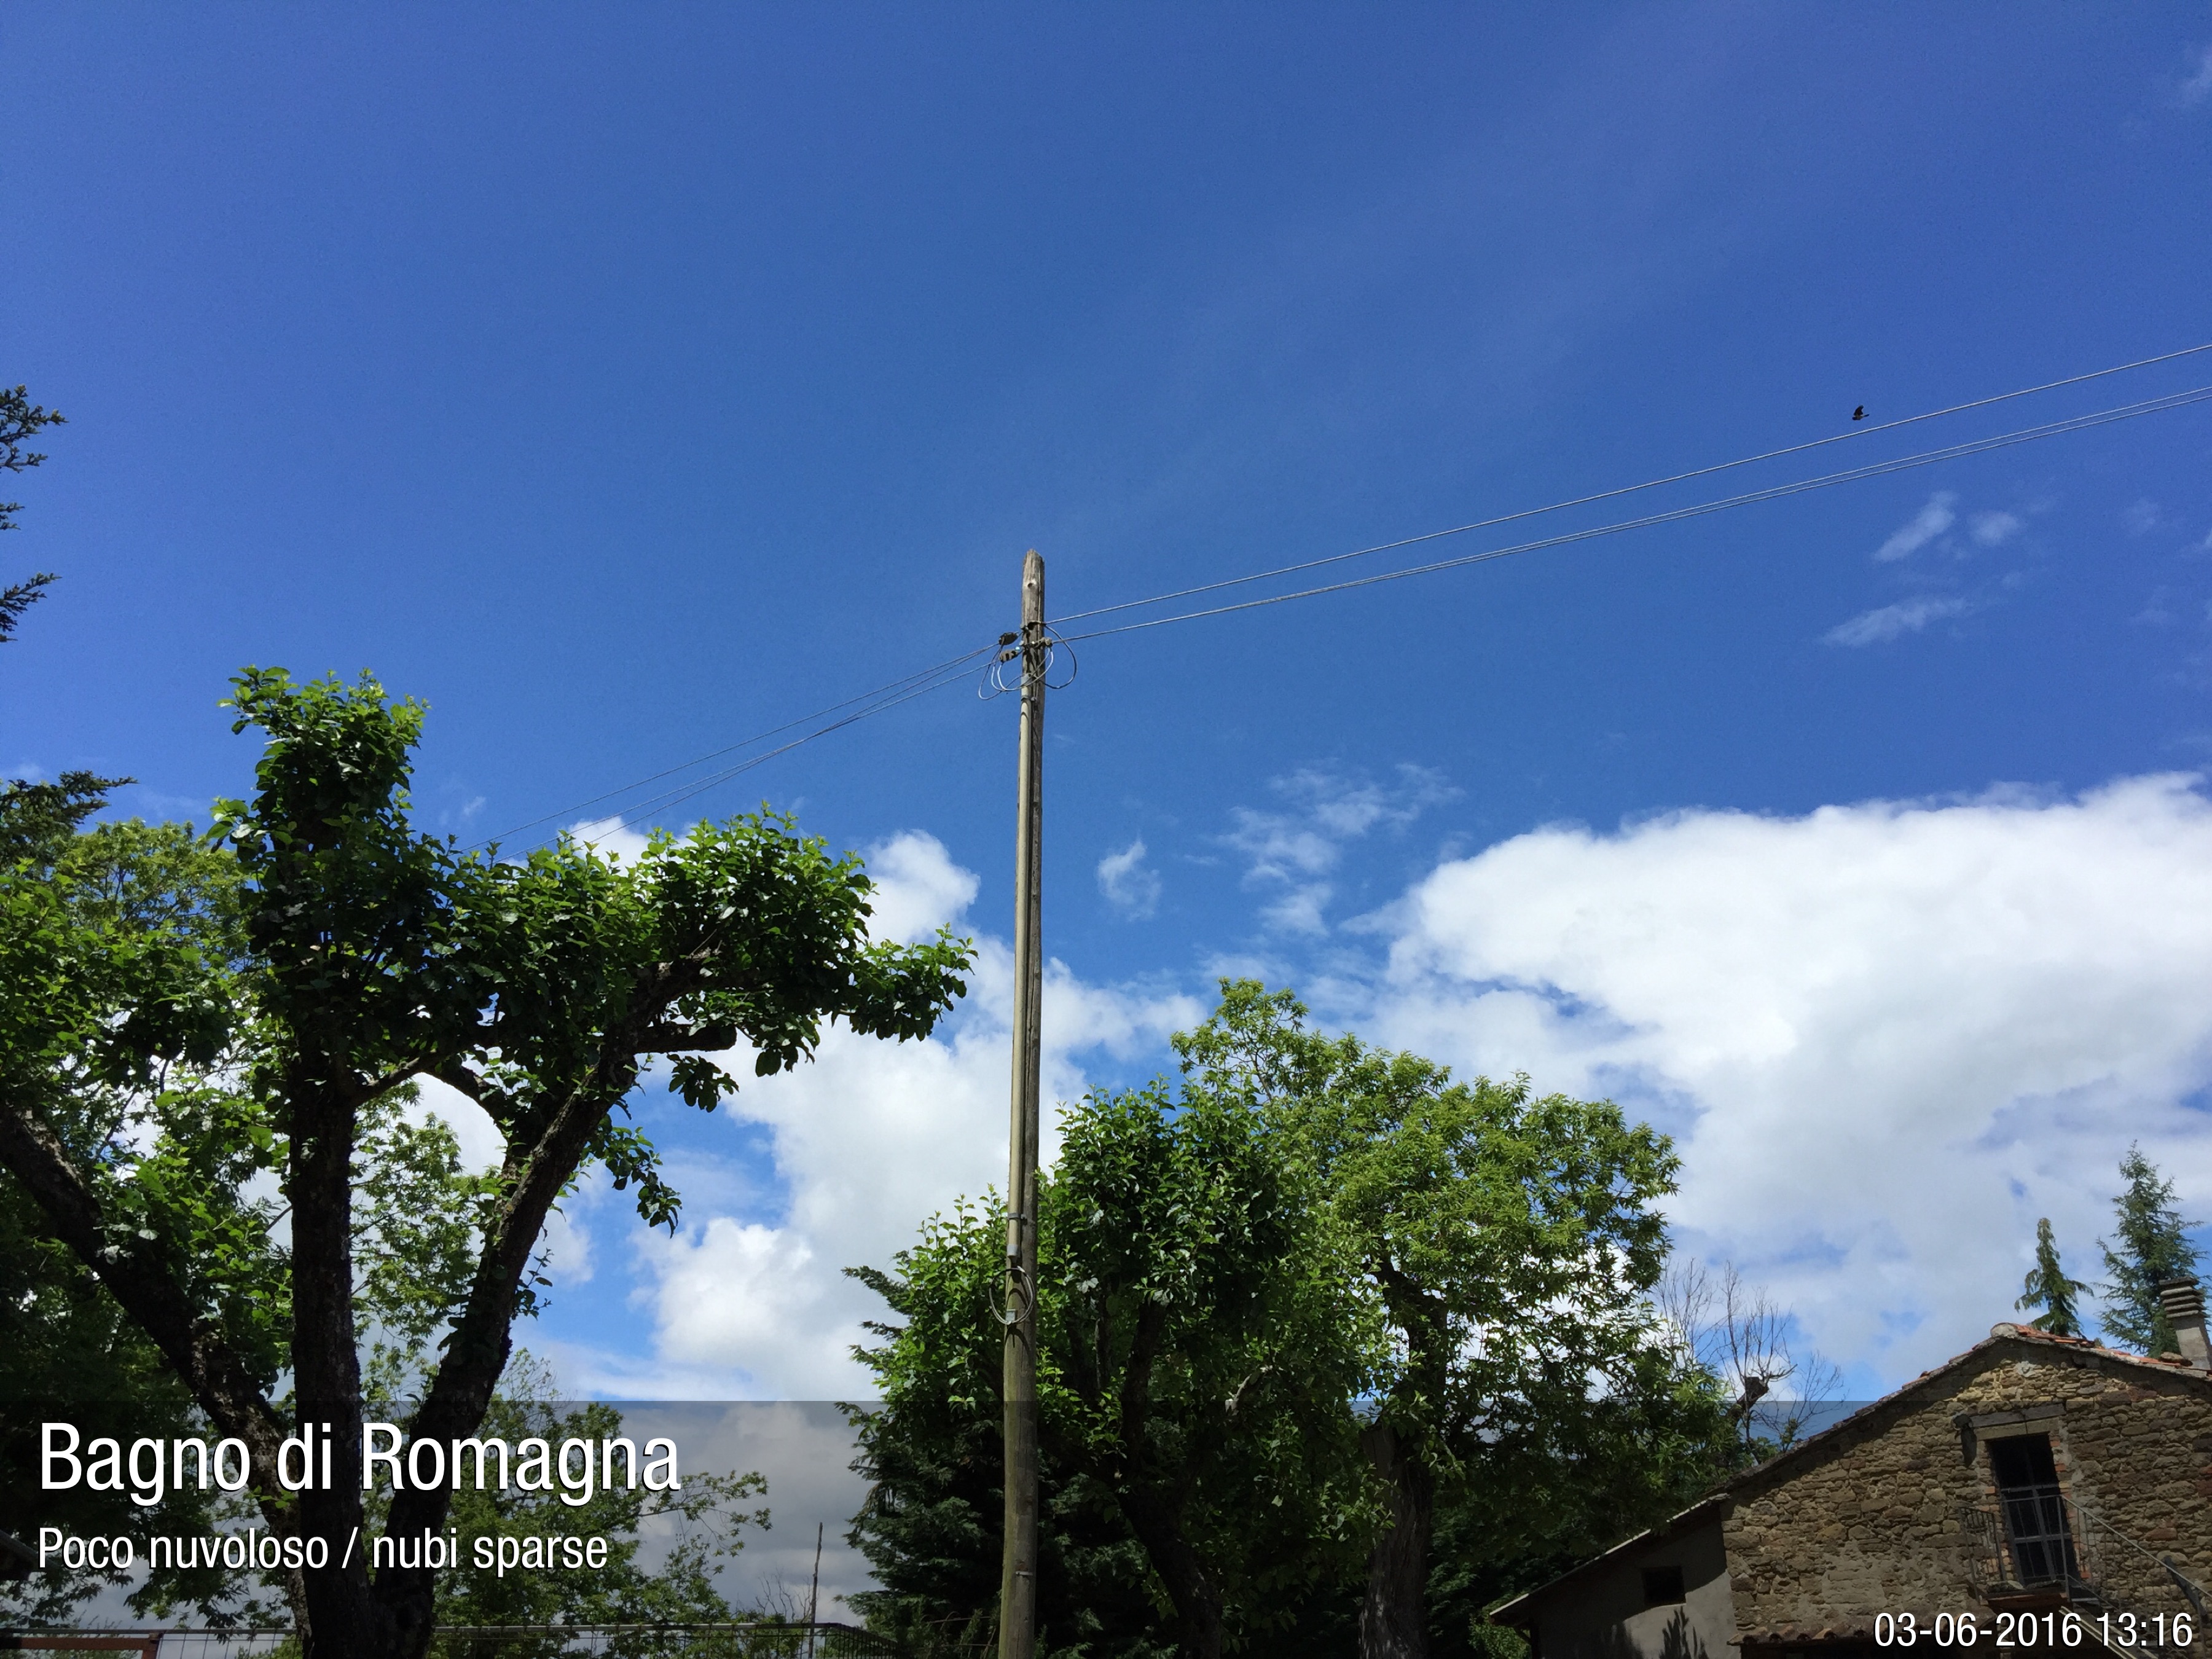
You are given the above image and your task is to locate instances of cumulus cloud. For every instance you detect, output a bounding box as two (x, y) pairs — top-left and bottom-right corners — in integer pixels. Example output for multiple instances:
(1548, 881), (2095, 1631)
(412, 1073), (507, 1171)
(556, 836), (1203, 1398)
(1824, 594), (1970, 647)
(529, 779), (2212, 1400)
(861, 831), (979, 943)
(1359, 775), (2212, 1384)
(1874, 493), (1957, 561)
(1097, 837), (1162, 919)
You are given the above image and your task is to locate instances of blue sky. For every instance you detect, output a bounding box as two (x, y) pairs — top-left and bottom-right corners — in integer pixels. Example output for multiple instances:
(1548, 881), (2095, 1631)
(9, 7), (2212, 1411)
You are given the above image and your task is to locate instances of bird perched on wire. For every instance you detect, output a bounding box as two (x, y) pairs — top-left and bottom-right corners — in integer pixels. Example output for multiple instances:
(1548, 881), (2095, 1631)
(1852, 405), (1867, 421)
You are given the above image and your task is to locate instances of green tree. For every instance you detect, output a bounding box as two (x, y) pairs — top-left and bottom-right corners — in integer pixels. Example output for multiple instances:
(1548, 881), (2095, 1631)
(847, 1194), (1169, 1659)
(2017, 1217), (2088, 1338)
(0, 669), (971, 1659)
(2098, 1145), (2202, 1354)
(1036, 1081), (1376, 1659)
(0, 811), (267, 1623)
(850, 1076), (1378, 1659)
(0, 804), (718, 1625)
(853, 984), (1725, 1659)
(1, 380), (65, 536)
(2, 382), (65, 637)
(407, 1360), (767, 1659)
(1, 570), (55, 640)
(1174, 982), (1724, 1659)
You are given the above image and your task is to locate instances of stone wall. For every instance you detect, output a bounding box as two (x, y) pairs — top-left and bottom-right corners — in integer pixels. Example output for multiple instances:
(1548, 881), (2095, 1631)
(1719, 1333), (2212, 1634)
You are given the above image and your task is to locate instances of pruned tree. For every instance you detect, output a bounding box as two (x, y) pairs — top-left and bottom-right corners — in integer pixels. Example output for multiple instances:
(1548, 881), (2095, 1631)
(1657, 1257), (1841, 1457)
(0, 667), (970, 1659)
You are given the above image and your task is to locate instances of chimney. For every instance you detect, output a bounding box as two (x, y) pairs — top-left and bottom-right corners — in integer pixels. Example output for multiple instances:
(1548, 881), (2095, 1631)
(2156, 1277), (2210, 1370)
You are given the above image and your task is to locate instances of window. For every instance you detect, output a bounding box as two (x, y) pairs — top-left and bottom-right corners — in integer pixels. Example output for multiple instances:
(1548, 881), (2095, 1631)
(1642, 1564), (1685, 1606)
(1988, 1433), (2079, 1587)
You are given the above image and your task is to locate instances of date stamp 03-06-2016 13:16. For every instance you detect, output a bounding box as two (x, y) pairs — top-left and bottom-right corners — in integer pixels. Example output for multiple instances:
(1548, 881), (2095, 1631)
(1872, 1611), (2199, 1649)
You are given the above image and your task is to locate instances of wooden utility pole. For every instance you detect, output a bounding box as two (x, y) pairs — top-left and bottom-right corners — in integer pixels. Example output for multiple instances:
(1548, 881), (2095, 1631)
(998, 549), (1046, 1659)
(806, 1521), (824, 1659)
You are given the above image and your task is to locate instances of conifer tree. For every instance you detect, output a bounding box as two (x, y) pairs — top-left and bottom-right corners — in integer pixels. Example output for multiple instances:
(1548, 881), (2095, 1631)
(2098, 1145), (2202, 1354)
(2015, 1217), (2088, 1336)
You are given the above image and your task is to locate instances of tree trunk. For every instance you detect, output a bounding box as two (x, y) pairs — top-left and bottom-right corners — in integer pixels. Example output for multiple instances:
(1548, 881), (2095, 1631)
(289, 1080), (411, 1659)
(1115, 1480), (1226, 1659)
(1358, 1420), (1436, 1659)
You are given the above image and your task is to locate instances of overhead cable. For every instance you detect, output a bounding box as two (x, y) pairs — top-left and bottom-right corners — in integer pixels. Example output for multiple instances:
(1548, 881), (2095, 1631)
(1048, 339), (2212, 630)
(478, 342), (2212, 845)
(1056, 382), (2212, 643)
(469, 644), (994, 850)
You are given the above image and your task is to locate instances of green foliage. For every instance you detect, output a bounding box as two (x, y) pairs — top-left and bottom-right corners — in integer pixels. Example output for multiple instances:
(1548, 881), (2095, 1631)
(0, 1204), (272, 1625)
(354, 1092), (522, 1400)
(2098, 1145), (2202, 1354)
(849, 1078), (1376, 1658)
(206, 667), (971, 1234)
(852, 982), (1728, 1659)
(849, 1189), (1172, 1659)
(0, 812), (563, 1620)
(2, 571), (55, 640)
(0, 811), (275, 1622)
(1176, 981), (1730, 1656)
(1177, 986), (1683, 1450)
(1, 381), (66, 534)
(2017, 1217), (2089, 1338)
(413, 1363), (767, 1657)
(1, 666), (971, 1652)
(1040, 1081), (1379, 1654)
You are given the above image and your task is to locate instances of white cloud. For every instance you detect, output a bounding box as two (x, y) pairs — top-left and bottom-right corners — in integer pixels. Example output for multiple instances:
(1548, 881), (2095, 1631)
(1824, 594), (1969, 647)
(559, 823), (975, 943)
(1226, 765), (1454, 935)
(861, 831), (979, 944)
(537, 1201), (595, 1286)
(1874, 492), (1956, 561)
(2127, 498), (2164, 536)
(1969, 511), (2023, 548)
(2181, 42), (2212, 106)
(1360, 775), (2212, 1384)
(411, 1072), (507, 1172)
(555, 839), (1204, 1400)
(537, 776), (2212, 1399)
(1097, 837), (1163, 919)
(569, 815), (652, 861)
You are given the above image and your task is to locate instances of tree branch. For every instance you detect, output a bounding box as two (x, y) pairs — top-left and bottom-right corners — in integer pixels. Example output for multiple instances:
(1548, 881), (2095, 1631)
(632, 1020), (737, 1054)
(0, 1086), (288, 1473)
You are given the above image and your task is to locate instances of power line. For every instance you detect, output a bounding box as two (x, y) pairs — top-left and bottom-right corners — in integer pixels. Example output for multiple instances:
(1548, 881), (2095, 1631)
(600, 656), (986, 825)
(1048, 339), (2212, 630)
(474, 342), (2212, 846)
(1056, 382), (2212, 643)
(468, 645), (994, 850)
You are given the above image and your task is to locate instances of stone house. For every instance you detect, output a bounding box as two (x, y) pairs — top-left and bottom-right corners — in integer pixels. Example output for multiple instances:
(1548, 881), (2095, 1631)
(1494, 1279), (2212, 1659)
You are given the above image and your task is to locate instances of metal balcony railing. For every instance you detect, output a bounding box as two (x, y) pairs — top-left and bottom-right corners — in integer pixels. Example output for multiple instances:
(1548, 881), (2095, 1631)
(1963, 1486), (2098, 1604)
